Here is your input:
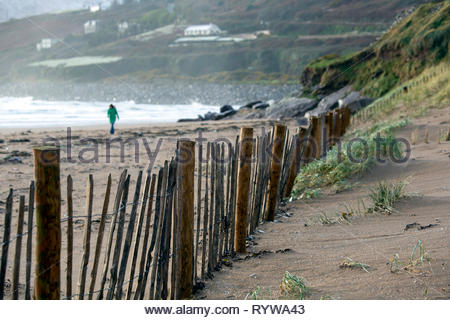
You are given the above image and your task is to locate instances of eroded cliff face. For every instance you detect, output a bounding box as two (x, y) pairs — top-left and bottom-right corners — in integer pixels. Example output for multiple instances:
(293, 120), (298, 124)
(300, 2), (449, 98)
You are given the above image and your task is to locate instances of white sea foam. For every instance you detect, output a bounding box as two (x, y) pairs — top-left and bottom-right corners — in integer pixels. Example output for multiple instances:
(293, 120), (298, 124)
(0, 97), (219, 128)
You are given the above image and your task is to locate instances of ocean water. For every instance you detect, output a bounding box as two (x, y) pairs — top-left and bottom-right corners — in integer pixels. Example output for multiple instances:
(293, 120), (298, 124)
(0, 97), (219, 128)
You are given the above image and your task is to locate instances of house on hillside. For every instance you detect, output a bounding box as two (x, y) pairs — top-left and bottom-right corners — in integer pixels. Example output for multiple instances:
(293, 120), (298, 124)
(36, 38), (58, 51)
(118, 21), (129, 34)
(184, 24), (222, 36)
(84, 20), (97, 34)
(90, 5), (101, 13)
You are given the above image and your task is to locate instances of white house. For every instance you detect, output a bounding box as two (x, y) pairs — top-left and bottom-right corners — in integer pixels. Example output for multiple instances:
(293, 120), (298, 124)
(90, 5), (101, 13)
(184, 24), (222, 37)
(36, 38), (58, 51)
(84, 20), (97, 34)
(118, 21), (129, 34)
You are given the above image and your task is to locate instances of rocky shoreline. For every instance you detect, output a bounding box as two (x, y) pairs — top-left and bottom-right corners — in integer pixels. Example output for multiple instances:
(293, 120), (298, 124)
(180, 85), (374, 123)
(0, 80), (299, 106)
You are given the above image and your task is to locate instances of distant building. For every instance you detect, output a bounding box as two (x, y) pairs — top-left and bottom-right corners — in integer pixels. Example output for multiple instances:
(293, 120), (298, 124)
(167, 3), (175, 14)
(84, 20), (97, 34)
(118, 21), (129, 34)
(184, 24), (222, 37)
(90, 5), (101, 13)
(36, 38), (58, 51)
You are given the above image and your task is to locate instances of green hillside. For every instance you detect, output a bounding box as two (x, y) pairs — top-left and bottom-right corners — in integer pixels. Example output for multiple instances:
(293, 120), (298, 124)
(0, 0), (430, 83)
(301, 1), (450, 97)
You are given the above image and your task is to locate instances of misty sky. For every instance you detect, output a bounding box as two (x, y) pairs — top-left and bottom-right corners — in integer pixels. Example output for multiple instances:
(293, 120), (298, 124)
(0, 0), (113, 21)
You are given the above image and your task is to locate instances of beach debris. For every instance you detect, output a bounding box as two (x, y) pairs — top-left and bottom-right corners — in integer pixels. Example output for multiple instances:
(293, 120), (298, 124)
(276, 248), (292, 254)
(244, 250), (273, 260)
(390, 240), (431, 274)
(10, 151), (32, 157)
(339, 257), (371, 273)
(8, 139), (30, 143)
(1, 155), (23, 164)
(404, 222), (439, 231)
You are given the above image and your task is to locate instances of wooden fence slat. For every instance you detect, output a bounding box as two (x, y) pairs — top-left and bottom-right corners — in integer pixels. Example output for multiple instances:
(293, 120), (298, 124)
(0, 189), (13, 300)
(115, 171), (143, 300)
(170, 166), (180, 300)
(149, 167), (166, 299)
(218, 144), (226, 261)
(105, 175), (130, 300)
(224, 142), (232, 255)
(66, 176), (73, 299)
(88, 174), (112, 300)
(97, 170), (127, 300)
(12, 195), (25, 299)
(134, 174), (156, 300)
(77, 174), (94, 300)
(228, 136), (239, 254)
(154, 162), (169, 299)
(126, 172), (151, 300)
(207, 143), (216, 274)
(161, 159), (176, 300)
(33, 147), (61, 300)
(235, 128), (254, 253)
(25, 181), (35, 300)
(194, 142), (203, 282)
(138, 171), (162, 300)
(212, 144), (220, 267)
(265, 124), (286, 222)
(178, 141), (195, 299)
(201, 142), (210, 280)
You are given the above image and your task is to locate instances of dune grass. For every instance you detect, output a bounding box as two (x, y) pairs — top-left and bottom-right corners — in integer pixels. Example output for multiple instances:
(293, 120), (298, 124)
(292, 119), (408, 200)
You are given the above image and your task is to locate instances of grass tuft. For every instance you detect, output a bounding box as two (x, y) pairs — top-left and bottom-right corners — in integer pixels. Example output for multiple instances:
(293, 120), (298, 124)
(339, 257), (371, 273)
(280, 271), (311, 300)
(390, 240), (431, 274)
(368, 181), (406, 215)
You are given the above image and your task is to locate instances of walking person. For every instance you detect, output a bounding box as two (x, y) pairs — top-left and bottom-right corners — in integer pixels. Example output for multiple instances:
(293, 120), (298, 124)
(107, 104), (119, 134)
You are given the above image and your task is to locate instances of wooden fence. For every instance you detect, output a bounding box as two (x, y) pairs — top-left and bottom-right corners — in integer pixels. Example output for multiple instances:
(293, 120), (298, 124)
(0, 107), (351, 300)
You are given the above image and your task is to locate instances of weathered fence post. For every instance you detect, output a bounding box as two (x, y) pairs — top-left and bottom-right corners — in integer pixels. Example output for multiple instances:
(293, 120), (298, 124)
(343, 107), (351, 134)
(0, 189), (13, 300)
(234, 128), (254, 253)
(284, 128), (306, 197)
(178, 140), (196, 299)
(12, 195), (25, 299)
(33, 146), (61, 300)
(311, 117), (322, 160)
(325, 112), (333, 152)
(265, 124), (287, 222)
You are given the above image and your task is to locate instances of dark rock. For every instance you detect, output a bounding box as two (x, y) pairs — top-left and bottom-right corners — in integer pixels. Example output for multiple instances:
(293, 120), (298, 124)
(220, 105), (234, 113)
(177, 118), (199, 123)
(264, 97), (317, 120)
(253, 103), (269, 110)
(0, 139), (4, 143)
(8, 138), (30, 143)
(338, 92), (374, 113)
(11, 151), (32, 157)
(197, 114), (205, 121)
(241, 101), (262, 109)
(312, 86), (353, 115)
(214, 109), (237, 120)
(203, 111), (219, 121)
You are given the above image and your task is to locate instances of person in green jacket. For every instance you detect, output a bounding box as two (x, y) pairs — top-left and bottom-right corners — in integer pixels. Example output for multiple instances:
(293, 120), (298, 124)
(107, 104), (119, 134)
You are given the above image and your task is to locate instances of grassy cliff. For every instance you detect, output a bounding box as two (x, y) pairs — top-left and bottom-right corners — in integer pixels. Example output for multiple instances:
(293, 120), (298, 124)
(0, 0), (427, 84)
(301, 1), (450, 97)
